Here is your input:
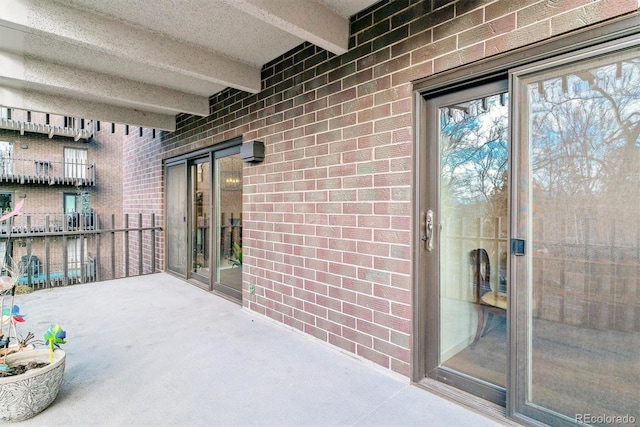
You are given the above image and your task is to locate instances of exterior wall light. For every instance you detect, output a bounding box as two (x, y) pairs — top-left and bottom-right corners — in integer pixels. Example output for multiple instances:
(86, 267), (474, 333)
(240, 141), (264, 163)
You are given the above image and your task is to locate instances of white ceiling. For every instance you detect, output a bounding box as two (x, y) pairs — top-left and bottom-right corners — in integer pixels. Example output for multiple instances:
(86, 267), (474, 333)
(0, 0), (378, 130)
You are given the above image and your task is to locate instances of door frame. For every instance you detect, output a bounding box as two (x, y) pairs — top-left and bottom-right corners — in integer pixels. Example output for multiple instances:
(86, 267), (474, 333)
(164, 137), (242, 297)
(417, 80), (510, 407)
(165, 160), (188, 277)
(412, 12), (640, 423)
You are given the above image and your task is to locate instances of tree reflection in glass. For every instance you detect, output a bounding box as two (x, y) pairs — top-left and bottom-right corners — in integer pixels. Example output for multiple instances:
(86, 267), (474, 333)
(438, 92), (509, 388)
(524, 51), (640, 420)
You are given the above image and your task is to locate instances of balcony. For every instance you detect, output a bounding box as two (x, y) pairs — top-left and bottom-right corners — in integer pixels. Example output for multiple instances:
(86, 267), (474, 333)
(0, 157), (96, 186)
(1, 212), (160, 288)
(0, 115), (93, 141)
(0, 211), (96, 235)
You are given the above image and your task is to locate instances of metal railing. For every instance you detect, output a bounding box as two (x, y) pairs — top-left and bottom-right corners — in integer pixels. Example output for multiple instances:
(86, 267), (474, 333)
(0, 156), (96, 186)
(1, 213), (161, 289)
(0, 114), (93, 140)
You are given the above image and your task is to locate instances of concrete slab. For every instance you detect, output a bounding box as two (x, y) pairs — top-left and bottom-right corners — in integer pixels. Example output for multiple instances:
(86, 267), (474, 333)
(8, 273), (501, 426)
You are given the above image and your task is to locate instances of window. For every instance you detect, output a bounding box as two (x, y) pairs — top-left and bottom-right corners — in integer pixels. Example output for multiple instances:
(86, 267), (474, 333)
(64, 193), (78, 213)
(35, 161), (51, 177)
(0, 192), (12, 270)
(64, 148), (87, 179)
(0, 192), (12, 216)
(67, 237), (87, 271)
(0, 141), (13, 175)
(0, 241), (6, 272)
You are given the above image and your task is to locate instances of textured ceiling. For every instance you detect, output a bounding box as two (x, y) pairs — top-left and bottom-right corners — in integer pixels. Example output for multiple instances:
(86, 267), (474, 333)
(0, 0), (378, 130)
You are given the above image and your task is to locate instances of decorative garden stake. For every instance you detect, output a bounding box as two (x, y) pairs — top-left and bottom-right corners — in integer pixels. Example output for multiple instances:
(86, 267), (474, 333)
(2, 305), (25, 349)
(44, 325), (66, 364)
(0, 199), (23, 223)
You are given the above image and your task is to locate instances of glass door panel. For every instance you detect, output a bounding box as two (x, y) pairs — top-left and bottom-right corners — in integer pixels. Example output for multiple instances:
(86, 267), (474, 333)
(426, 81), (509, 405)
(439, 90), (509, 387)
(190, 160), (210, 284)
(214, 148), (242, 300)
(513, 44), (640, 424)
(166, 162), (187, 275)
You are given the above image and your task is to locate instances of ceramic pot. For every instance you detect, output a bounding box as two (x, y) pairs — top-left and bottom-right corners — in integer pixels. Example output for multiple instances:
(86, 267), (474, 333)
(0, 349), (65, 422)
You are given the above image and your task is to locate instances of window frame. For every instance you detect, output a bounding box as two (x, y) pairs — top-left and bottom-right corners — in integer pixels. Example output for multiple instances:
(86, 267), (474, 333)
(64, 147), (88, 179)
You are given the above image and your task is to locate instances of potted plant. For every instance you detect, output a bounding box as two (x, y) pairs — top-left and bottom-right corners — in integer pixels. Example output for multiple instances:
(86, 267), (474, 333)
(230, 242), (242, 267)
(0, 200), (67, 422)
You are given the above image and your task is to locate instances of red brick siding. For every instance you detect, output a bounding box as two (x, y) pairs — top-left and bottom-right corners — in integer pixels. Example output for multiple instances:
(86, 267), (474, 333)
(122, 128), (164, 273)
(123, 0), (638, 378)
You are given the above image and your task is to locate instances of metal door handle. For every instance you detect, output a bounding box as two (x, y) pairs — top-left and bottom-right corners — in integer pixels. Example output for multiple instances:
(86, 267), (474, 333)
(421, 210), (434, 251)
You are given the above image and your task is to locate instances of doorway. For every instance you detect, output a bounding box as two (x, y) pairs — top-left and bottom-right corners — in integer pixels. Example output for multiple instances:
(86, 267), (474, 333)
(414, 34), (640, 425)
(165, 140), (243, 302)
(420, 81), (509, 406)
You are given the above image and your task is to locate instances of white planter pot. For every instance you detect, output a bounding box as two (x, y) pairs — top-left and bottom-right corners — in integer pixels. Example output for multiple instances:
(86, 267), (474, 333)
(0, 349), (66, 422)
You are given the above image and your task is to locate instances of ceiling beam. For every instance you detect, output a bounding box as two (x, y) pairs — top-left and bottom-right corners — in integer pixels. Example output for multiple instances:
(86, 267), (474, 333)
(0, 86), (176, 131)
(0, 51), (210, 116)
(1, 0), (262, 93)
(227, 0), (349, 55)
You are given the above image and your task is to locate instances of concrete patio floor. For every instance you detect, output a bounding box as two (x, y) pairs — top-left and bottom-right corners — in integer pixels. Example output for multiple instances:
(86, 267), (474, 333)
(9, 273), (501, 426)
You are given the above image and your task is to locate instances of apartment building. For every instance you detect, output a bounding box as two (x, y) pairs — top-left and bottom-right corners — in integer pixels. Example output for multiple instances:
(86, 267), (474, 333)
(0, 108), (125, 284)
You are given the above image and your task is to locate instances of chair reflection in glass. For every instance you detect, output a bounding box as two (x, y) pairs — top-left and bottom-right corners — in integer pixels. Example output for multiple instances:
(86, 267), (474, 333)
(469, 248), (507, 349)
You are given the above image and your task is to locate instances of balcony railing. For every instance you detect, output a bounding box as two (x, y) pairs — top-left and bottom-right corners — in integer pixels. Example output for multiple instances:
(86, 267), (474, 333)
(0, 211), (96, 235)
(0, 116), (93, 141)
(1, 213), (161, 289)
(0, 156), (96, 186)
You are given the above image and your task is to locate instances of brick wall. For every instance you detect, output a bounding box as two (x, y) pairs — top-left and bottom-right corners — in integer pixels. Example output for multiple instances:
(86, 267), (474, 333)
(124, 0), (638, 377)
(122, 127), (164, 274)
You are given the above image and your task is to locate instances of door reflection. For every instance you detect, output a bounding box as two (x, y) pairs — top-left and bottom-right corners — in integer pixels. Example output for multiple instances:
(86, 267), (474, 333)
(191, 160), (210, 283)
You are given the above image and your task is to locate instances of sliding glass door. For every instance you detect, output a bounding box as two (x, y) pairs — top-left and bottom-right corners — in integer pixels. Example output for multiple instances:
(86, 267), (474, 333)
(190, 159), (211, 284)
(213, 147), (243, 300)
(417, 34), (640, 426)
(165, 140), (243, 302)
(166, 162), (187, 276)
(512, 38), (640, 425)
(423, 81), (509, 406)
